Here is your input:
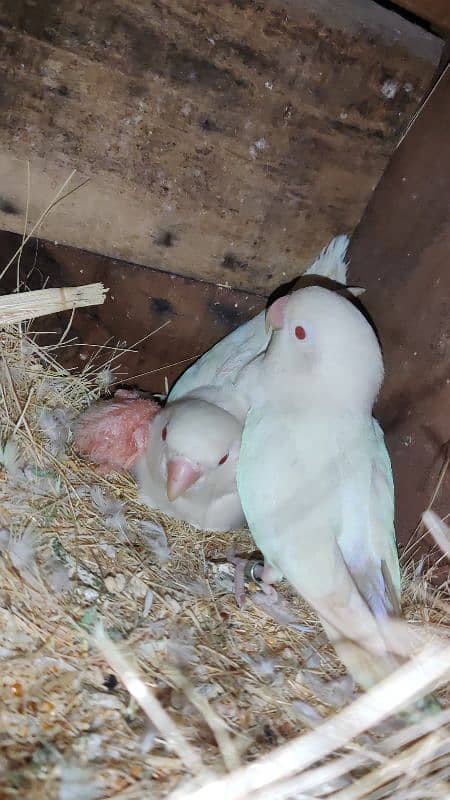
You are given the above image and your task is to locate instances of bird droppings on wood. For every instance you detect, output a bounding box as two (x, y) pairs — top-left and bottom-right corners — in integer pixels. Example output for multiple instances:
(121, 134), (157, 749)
(155, 230), (178, 248)
(199, 116), (220, 132)
(222, 252), (249, 272)
(51, 83), (70, 97)
(0, 197), (20, 215)
(150, 297), (174, 316)
(207, 300), (244, 325)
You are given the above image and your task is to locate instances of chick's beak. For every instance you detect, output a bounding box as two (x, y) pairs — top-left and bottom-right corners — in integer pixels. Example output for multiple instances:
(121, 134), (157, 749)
(166, 457), (202, 501)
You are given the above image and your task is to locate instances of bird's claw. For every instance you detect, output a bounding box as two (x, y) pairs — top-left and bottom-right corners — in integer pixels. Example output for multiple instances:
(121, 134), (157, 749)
(226, 548), (251, 607)
(226, 548), (278, 607)
(260, 582), (279, 602)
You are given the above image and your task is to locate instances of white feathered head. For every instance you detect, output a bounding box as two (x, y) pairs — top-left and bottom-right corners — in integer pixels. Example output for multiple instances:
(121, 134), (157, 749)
(265, 285), (384, 411)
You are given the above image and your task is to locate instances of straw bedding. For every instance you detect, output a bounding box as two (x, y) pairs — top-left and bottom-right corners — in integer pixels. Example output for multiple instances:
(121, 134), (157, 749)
(0, 316), (448, 800)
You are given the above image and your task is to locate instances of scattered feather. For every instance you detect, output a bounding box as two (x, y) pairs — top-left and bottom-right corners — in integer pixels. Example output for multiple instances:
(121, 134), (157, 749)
(140, 519), (170, 563)
(247, 657), (277, 680)
(299, 643), (322, 669)
(0, 437), (23, 480)
(59, 763), (100, 800)
(0, 528), (9, 549)
(95, 368), (115, 389)
(90, 486), (128, 539)
(79, 606), (98, 631)
(251, 591), (313, 630)
(292, 699), (323, 725)
(84, 588), (99, 603)
(6, 530), (36, 573)
(422, 510), (450, 558)
(143, 589), (154, 617)
(140, 724), (157, 754)
(300, 672), (357, 708)
(23, 464), (62, 496)
(90, 486), (122, 516)
(99, 543), (117, 559)
(45, 557), (72, 594)
(415, 557), (426, 577)
(186, 578), (209, 597)
(39, 407), (72, 455)
(168, 627), (199, 667)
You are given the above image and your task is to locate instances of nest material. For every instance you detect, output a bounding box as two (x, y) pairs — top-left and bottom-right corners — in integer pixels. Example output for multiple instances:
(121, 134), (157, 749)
(0, 320), (448, 800)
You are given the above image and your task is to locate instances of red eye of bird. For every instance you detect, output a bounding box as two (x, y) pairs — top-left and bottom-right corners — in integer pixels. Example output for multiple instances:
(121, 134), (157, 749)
(162, 425), (167, 441)
(218, 453), (228, 466)
(295, 325), (306, 340)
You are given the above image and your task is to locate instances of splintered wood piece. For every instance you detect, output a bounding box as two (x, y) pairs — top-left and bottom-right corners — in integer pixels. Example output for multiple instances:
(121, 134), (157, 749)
(0, 283), (108, 324)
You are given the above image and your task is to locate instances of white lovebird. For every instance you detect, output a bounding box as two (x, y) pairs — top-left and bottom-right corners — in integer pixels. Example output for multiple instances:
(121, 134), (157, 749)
(75, 236), (362, 535)
(237, 284), (404, 690)
(129, 234), (355, 535)
(168, 234), (357, 405)
(134, 397), (245, 531)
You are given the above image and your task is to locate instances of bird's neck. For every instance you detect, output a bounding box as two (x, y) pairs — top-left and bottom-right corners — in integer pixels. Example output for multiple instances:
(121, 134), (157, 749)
(257, 366), (376, 417)
(260, 347), (381, 415)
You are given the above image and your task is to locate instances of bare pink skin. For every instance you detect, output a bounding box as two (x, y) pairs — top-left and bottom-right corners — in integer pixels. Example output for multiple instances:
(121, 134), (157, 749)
(166, 456), (202, 501)
(266, 295), (288, 330)
(73, 389), (160, 473)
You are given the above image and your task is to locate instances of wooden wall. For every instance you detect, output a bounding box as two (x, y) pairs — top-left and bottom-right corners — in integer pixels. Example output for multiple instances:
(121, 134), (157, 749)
(392, 0), (450, 33)
(349, 65), (450, 547)
(0, 0), (443, 293)
(0, 229), (266, 395)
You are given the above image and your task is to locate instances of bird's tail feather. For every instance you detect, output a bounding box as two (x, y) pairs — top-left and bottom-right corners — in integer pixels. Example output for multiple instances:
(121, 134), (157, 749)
(304, 234), (350, 284)
(319, 616), (401, 691)
(319, 616), (443, 720)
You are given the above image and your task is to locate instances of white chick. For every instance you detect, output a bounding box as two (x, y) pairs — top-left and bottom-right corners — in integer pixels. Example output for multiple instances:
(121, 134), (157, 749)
(134, 397), (244, 531)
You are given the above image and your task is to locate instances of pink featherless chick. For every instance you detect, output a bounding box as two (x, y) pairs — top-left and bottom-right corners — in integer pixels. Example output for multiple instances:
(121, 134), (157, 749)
(73, 389), (160, 473)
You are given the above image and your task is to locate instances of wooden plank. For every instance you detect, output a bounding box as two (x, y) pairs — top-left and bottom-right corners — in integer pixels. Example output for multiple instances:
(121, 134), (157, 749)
(0, 0), (443, 293)
(390, 0), (450, 32)
(0, 230), (266, 395)
(348, 66), (450, 547)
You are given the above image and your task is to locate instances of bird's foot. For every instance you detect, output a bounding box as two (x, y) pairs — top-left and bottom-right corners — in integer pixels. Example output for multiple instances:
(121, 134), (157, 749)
(246, 561), (279, 602)
(226, 548), (250, 607)
(226, 549), (278, 607)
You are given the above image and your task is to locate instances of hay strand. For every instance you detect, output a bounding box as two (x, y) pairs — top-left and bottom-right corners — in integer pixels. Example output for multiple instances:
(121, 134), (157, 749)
(93, 621), (205, 777)
(174, 642), (450, 800)
(422, 510), (450, 558)
(0, 283), (108, 324)
(0, 169), (77, 281)
(0, 284), (447, 799)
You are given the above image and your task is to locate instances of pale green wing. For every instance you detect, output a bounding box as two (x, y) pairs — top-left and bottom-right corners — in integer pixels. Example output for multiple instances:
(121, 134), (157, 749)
(168, 312), (268, 401)
(336, 416), (400, 617)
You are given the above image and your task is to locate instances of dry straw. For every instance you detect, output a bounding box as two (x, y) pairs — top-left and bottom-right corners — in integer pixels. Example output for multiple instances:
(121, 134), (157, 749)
(0, 284), (108, 325)
(0, 172), (448, 800)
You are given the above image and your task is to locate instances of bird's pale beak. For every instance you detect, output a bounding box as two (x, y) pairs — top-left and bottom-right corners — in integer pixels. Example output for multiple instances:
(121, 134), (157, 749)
(166, 457), (202, 501)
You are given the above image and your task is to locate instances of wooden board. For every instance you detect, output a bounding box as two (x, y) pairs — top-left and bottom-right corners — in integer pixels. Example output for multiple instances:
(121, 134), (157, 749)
(0, 230), (266, 395)
(348, 66), (450, 547)
(391, 0), (450, 32)
(0, 0), (443, 293)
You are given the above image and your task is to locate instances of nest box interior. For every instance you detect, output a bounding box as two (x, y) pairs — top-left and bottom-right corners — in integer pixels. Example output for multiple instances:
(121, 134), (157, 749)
(0, 0), (448, 538)
(0, 2), (449, 798)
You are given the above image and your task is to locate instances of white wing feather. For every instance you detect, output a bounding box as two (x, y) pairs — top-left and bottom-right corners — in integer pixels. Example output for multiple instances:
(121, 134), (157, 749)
(168, 235), (350, 401)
